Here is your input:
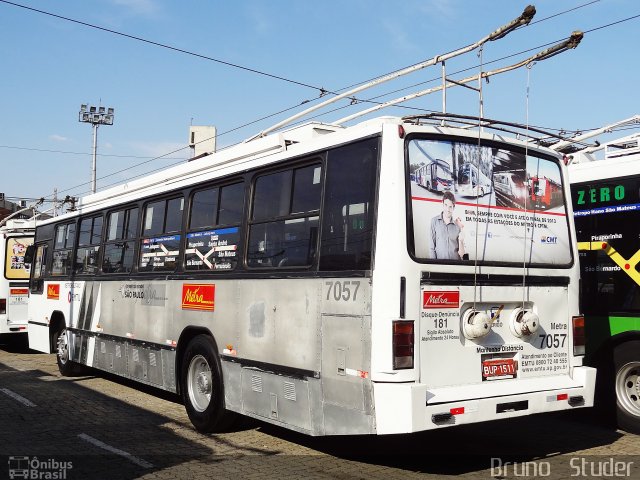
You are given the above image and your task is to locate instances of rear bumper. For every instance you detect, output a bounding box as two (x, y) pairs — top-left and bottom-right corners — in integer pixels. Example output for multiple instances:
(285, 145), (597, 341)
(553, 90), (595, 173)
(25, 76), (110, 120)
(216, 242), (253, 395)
(0, 318), (28, 334)
(373, 366), (596, 434)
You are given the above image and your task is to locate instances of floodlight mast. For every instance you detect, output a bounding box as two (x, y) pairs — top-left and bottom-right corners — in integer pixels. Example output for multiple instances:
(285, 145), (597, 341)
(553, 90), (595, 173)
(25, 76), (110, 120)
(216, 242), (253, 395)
(79, 104), (115, 193)
(245, 5), (536, 141)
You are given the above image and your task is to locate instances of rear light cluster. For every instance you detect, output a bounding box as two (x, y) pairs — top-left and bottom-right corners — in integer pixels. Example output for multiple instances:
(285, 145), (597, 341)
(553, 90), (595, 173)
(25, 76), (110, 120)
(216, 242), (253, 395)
(0, 298), (6, 315)
(572, 315), (585, 356)
(392, 320), (414, 369)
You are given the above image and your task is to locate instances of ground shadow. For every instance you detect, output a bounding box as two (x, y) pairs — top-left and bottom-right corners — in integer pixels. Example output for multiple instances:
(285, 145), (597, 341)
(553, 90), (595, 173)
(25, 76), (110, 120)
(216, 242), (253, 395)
(255, 408), (623, 475)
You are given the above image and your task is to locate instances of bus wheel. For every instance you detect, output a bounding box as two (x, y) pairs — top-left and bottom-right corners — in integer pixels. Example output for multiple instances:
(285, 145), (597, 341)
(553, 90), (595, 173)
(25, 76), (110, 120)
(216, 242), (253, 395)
(614, 341), (640, 434)
(53, 327), (82, 377)
(181, 335), (237, 433)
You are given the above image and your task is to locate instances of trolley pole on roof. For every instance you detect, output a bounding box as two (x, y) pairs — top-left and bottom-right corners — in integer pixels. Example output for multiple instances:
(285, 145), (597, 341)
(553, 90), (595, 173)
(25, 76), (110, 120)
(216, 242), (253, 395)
(79, 104), (115, 194)
(246, 5), (536, 141)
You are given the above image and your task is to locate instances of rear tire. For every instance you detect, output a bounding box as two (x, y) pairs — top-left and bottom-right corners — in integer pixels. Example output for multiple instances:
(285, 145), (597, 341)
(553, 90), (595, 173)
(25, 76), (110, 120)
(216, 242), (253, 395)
(181, 335), (237, 433)
(614, 341), (640, 434)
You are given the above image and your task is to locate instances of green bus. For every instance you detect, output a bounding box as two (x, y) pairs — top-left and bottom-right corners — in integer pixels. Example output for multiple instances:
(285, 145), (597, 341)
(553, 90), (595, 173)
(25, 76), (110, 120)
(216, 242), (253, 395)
(569, 134), (640, 433)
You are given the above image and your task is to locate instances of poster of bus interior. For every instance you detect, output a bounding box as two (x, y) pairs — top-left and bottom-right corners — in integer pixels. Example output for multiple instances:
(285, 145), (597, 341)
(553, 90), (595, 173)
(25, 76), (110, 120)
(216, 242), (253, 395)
(409, 138), (571, 265)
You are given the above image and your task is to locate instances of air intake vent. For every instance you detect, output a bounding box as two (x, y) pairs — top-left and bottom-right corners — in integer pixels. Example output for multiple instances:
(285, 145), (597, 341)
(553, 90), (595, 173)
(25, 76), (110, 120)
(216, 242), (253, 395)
(283, 381), (296, 401)
(251, 375), (263, 393)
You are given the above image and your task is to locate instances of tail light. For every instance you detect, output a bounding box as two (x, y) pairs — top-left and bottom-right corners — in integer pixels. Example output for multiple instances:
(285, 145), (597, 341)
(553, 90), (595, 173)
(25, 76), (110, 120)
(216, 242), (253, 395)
(572, 315), (585, 355)
(0, 298), (6, 314)
(393, 320), (414, 369)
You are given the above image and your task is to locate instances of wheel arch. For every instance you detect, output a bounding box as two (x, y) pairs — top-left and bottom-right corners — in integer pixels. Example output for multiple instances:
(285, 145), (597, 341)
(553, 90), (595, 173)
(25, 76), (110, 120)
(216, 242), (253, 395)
(588, 331), (640, 367)
(175, 326), (219, 396)
(49, 310), (66, 352)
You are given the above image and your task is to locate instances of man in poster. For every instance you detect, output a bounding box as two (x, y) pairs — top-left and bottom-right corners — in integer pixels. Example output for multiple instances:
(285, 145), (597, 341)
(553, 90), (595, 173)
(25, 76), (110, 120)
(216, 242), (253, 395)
(429, 191), (466, 260)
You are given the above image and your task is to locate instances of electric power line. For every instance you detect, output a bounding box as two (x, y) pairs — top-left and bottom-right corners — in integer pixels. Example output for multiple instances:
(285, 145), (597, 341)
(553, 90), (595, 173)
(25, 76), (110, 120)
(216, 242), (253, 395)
(6, 1), (638, 201)
(48, 10), (640, 199)
(0, 144), (187, 160)
(0, 0), (329, 95)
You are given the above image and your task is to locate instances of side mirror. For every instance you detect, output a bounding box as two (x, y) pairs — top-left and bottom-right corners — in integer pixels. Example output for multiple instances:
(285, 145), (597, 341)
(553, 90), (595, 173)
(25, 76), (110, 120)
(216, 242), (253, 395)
(24, 244), (35, 264)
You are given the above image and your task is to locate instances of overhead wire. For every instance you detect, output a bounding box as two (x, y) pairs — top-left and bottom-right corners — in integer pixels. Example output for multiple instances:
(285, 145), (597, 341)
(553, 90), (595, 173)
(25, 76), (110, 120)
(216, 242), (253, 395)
(5, 0), (638, 201)
(0, 0), (329, 95)
(42, 98), (317, 199)
(31, 10), (640, 198)
(336, 0), (602, 93)
(0, 144), (187, 160)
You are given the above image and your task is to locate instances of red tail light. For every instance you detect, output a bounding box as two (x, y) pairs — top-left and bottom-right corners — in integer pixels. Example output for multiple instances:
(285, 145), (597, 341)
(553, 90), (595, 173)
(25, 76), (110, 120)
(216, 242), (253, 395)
(572, 315), (585, 356)
(0, 298), (6, 314)
(393, 320), (414, 369)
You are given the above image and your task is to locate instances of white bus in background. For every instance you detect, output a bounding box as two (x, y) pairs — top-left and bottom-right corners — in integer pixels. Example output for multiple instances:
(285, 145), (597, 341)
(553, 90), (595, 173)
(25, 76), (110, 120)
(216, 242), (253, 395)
(0, 219), (35, 337)
(457, 162), (492, 197)
(415, 159), (453, 192)
(26, 116), (594, 435)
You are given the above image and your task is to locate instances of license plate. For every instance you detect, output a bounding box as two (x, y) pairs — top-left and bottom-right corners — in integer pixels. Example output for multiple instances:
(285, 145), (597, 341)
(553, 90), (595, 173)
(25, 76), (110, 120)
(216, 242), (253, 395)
(482, 358), (517, 379)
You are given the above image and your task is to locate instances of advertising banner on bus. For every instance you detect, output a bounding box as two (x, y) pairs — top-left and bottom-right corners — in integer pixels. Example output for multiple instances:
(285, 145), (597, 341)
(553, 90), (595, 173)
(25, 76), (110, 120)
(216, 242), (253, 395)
(408, 139), (571, 265)
(5, 237), (34, 279)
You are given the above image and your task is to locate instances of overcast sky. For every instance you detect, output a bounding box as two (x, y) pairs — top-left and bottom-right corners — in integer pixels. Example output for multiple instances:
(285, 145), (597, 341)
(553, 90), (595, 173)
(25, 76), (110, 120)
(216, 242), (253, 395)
(1, 0), (637, 205)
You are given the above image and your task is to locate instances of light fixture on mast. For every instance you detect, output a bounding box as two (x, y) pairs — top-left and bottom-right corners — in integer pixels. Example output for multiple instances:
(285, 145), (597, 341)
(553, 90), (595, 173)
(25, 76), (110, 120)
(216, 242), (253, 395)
(79, 104), (115, 193)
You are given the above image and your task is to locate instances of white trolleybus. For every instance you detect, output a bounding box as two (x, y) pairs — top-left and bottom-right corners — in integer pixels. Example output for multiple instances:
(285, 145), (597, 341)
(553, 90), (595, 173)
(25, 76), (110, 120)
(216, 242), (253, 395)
(0, 218), (35, 336)
(27, 7), (594, 434)
(26, 115), (595, 434)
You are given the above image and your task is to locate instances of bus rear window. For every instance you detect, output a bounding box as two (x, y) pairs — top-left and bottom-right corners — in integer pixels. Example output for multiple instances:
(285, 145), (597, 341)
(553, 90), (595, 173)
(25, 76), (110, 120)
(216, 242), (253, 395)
(408, 138), (572, 266)
(4, 237), (34, 280)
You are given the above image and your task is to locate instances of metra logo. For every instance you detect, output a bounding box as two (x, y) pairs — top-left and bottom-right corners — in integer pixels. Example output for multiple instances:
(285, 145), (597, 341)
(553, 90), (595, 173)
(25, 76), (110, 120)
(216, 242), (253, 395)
(541, 236), (558, 244)
(423, 290), (459, 309)
(47, 284), (60, 300)
(181, 284), (215, 311)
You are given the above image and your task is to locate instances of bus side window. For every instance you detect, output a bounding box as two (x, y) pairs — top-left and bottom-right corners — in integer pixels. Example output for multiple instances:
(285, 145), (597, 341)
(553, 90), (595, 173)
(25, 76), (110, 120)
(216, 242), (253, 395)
(75, 215), (103, 275)
(319, 138), (378, 271)
(30, 243), (48, 293)
(247, 164), (321, 268)
(51, 223), (76, 277)
(103, 207), (138, 274)
(139, 197), (183, 272)
(186, 182), (244, 272)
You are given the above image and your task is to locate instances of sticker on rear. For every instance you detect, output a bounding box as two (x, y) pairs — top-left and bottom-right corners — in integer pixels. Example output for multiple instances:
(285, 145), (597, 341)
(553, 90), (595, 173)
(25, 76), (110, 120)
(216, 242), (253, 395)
(421, 288), (460, 343)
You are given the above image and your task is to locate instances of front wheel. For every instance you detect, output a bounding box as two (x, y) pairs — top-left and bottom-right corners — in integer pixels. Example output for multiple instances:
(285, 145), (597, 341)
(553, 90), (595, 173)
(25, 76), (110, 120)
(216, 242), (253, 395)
(181, 335), (237, 433)
(614, 341), (640, 434)
(53, 327), (83, 376)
